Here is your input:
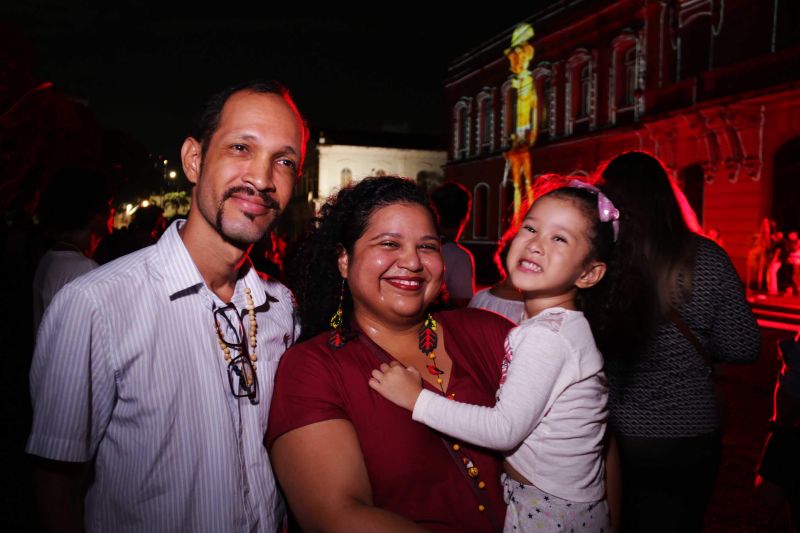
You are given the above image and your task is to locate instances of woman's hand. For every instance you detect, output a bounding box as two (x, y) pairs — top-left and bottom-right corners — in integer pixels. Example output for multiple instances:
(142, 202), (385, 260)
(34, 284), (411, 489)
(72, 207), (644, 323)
(369, 362), (423, 411)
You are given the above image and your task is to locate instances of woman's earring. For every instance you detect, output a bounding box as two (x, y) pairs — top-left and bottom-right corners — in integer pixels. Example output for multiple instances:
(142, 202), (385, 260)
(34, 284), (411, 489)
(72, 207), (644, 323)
(328, 279), (350, 349)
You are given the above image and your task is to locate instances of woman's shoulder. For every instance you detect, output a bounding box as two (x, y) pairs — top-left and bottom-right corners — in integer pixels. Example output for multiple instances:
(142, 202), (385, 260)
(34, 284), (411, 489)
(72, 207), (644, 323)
(438, 307), (516, 332)
(690, 234), (741, 284)
(693, 233), (732, 263)
(279, 330), (342, 372)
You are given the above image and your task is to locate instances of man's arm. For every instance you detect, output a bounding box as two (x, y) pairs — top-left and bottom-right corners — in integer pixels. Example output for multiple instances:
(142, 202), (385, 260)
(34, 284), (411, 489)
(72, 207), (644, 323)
(31, 456), (90, 533)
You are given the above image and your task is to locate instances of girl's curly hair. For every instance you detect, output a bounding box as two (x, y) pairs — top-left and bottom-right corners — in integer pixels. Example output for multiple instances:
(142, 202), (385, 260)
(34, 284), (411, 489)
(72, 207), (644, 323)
(286, 176), (438, 342)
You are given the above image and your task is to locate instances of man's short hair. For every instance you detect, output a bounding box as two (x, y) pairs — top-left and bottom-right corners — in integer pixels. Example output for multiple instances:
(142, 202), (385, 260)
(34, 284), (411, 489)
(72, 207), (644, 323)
(431, 181), (472, 228)
(193, 80), (309, 167)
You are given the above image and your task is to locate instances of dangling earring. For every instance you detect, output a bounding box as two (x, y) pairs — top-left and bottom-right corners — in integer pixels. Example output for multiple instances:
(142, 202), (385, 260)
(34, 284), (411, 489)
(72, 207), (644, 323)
(328, 279), (350, 349)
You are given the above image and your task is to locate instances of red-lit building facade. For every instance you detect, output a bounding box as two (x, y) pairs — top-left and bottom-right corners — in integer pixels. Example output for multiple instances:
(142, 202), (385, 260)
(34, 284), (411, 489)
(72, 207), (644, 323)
(445, 0), (800, 283)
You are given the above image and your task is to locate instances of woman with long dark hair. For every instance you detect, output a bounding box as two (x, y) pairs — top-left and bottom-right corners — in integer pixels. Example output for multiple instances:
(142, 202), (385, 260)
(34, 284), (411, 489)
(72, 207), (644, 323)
(596, 151), (761, 532)
(267, 176), (512, 531)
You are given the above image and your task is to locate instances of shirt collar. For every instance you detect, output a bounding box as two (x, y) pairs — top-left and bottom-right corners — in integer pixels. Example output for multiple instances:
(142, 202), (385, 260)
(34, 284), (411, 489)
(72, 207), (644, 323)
(154, 220), (268, 309)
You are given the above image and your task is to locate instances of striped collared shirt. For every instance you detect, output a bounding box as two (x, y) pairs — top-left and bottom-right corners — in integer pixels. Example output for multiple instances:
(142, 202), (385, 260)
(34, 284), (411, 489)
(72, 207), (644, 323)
(28, 220), (298, 532)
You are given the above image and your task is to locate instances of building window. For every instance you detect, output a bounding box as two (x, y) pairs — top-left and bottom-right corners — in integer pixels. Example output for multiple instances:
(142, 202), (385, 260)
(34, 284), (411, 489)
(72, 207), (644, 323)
(565, 50), (595, 135)
(453, 100), (471, 160)
(501, 81), (516, 148)
(609, 34), (639, 125)
(340, 168), (352, 187)
(473, 183), (490, 239)
(476, 90), (495, 153)
(533, 65), (555, 140)
(541, 76), (553, 134)
(578, 65), (591, 118)
(622, 46), (637, 107)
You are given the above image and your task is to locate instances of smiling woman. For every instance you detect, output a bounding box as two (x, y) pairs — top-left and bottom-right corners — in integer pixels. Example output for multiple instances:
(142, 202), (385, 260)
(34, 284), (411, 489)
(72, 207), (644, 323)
(268, 176), (514, 531)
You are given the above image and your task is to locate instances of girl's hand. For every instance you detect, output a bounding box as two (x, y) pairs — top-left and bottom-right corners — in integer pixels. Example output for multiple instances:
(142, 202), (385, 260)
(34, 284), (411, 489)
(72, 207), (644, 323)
(368, 362), (423, 411)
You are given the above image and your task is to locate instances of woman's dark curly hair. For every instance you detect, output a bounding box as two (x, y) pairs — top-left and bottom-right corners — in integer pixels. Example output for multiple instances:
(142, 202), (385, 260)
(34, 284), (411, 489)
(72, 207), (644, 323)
(287, 176), (438, 342)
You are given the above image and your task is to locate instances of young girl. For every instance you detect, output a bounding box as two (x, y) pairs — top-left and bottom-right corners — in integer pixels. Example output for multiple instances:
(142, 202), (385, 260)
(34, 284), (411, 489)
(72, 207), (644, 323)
(369, 178), (620, 532)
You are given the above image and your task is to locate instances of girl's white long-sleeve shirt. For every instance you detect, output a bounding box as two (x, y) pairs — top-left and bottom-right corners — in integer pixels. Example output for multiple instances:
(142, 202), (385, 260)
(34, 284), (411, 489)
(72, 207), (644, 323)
(413, 307), (608, 502)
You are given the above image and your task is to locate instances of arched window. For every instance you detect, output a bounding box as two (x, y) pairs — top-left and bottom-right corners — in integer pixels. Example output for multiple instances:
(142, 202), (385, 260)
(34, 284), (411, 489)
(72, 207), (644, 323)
(476, 90), (495, 153)
(472, 183), (490, 239)
(565, 50), (595, 135)
(453, 99), (471, 160)
(609, 34), (639, 125)
(340, 168), (352, 187)
(533, 65), (555, 140)
(578, 65), (591, 118)
(622, 47), (637, 107)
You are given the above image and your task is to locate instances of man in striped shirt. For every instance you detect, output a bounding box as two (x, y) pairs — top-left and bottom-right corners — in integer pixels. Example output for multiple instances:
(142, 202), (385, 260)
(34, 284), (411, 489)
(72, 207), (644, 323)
(27, 81), (308, 532)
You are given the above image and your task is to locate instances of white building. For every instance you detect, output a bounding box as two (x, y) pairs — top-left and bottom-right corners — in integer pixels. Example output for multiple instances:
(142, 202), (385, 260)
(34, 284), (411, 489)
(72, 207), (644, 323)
(313, 131), (447, 204)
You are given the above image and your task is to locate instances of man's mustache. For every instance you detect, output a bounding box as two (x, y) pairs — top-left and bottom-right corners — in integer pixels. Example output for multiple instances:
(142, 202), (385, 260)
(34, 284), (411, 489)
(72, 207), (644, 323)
(222, 186), (280, 211)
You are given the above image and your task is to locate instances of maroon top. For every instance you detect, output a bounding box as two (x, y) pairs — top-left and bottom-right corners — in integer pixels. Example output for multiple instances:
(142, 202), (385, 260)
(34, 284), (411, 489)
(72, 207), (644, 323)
(267, 308), (513, 532)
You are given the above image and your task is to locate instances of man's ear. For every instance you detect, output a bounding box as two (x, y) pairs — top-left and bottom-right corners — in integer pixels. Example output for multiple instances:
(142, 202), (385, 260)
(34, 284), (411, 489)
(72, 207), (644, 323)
(181, 137), (202, 185)
(336, 245), (349, 279)
(576, 261), (606, 290)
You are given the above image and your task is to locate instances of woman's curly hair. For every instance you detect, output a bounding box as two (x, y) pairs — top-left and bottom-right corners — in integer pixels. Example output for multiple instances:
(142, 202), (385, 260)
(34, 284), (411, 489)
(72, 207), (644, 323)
(286, 176), (438, 342)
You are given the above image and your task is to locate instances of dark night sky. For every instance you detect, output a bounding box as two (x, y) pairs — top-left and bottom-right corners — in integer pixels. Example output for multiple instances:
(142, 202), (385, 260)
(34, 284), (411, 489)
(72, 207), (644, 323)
(2, 2), (556, 161)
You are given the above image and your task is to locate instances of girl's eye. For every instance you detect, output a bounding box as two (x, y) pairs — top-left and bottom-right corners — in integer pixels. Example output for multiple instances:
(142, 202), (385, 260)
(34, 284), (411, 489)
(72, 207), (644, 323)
(554, 235), (568, 243)
(523, 225), (536, 234)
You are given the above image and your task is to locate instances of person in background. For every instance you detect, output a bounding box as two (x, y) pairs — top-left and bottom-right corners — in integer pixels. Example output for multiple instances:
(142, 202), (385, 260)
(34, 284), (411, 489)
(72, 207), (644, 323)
(93, 203), (166, 264)
(597, 151), (761, 533)
(431, 181), (475, 307)
(32, 167), (112, 333)
(27, 80), (308, 533)
(755, 332), (800, 530)
(468, 225), (525, 323)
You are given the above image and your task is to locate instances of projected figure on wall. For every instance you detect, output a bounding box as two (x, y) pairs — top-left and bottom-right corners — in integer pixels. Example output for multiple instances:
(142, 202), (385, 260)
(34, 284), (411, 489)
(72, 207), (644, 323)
(502, 23), (538, 223)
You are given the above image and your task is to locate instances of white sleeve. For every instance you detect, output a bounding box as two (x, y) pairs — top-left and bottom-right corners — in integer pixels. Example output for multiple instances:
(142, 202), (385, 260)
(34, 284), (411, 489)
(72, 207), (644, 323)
(26, 284), (116, 462)
(412, 326), (570, 451)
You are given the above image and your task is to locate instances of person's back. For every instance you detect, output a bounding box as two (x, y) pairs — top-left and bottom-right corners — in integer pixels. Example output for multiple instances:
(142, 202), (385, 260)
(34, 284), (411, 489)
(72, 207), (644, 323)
(431, 181), (475, 306)
(32, 249), (96, 331)
(598, 151), (761, 533)
(468, 283), (525, 323)
(605, 235), (761, 437)
(32, 167), (111, 332)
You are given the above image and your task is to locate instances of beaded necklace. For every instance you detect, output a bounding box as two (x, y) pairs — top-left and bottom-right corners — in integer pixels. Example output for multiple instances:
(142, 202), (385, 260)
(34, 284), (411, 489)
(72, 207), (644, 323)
(418, 314), (489, 513)
(213, 286), (258, 383)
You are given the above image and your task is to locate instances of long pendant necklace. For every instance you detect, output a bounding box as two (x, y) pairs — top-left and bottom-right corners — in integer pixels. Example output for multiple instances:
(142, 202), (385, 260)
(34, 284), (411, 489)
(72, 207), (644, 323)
(419, 314), (486, 496)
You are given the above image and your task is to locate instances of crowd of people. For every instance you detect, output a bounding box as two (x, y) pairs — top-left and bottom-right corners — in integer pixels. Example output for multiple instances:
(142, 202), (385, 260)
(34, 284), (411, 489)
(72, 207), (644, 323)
(746, 218), (800, 296)
(24, 79), (778, 533)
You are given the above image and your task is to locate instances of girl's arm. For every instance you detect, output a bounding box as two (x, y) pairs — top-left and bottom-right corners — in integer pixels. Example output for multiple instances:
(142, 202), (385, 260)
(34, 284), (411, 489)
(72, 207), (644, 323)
(371, 326), (568, 451)
(271, 419), (429, 533)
